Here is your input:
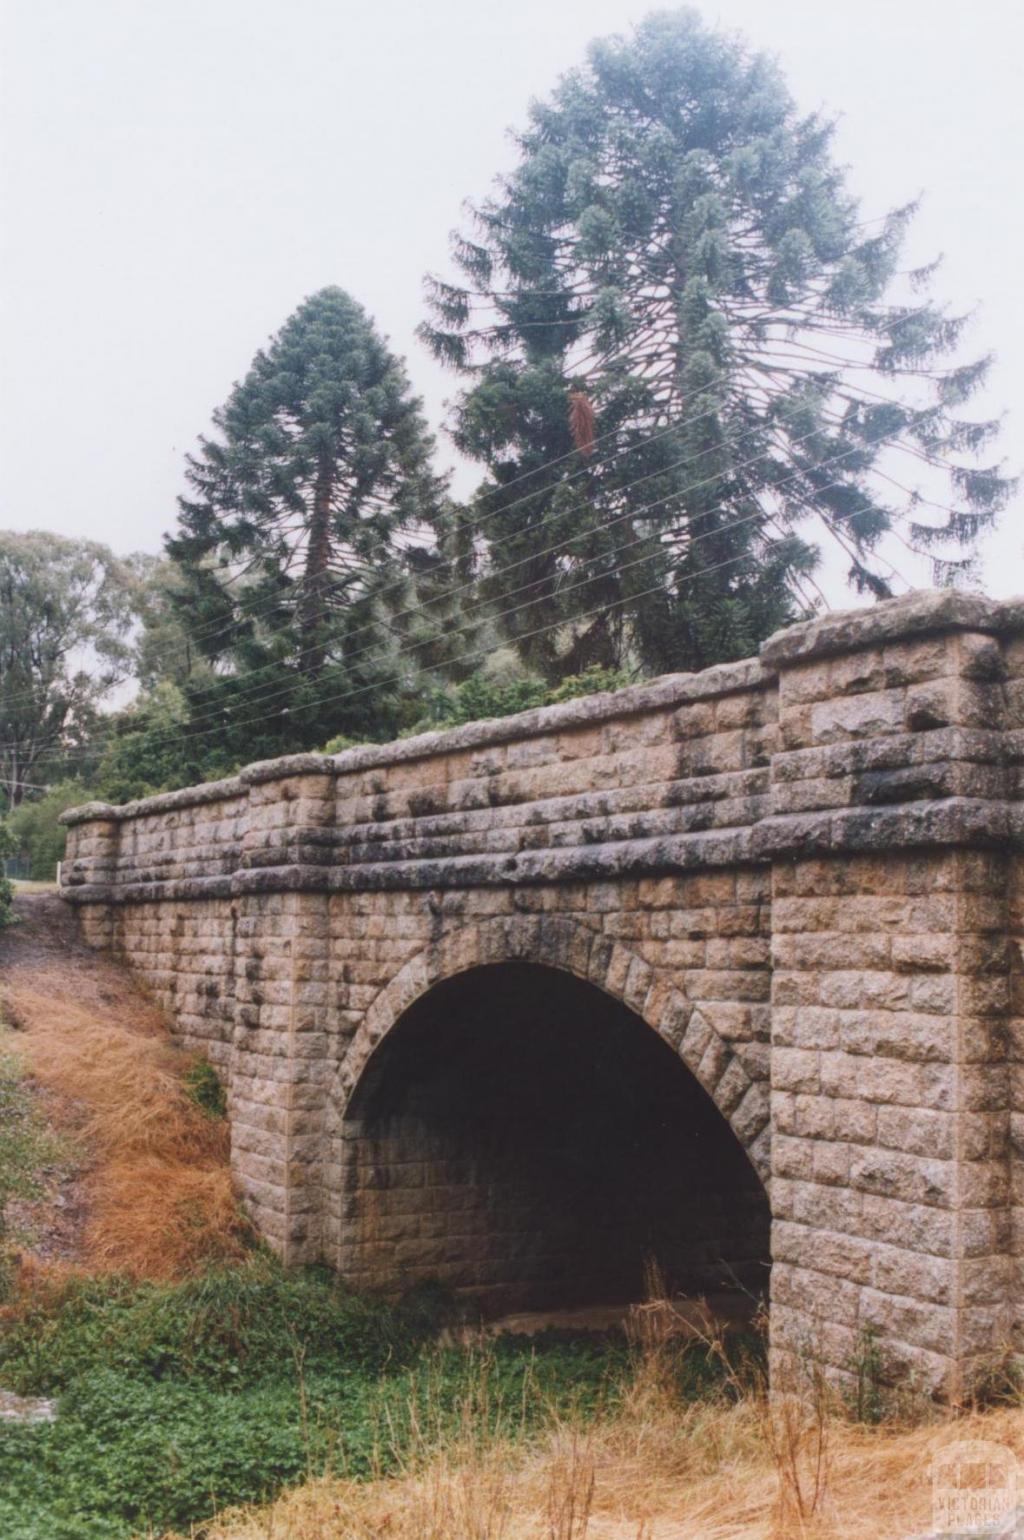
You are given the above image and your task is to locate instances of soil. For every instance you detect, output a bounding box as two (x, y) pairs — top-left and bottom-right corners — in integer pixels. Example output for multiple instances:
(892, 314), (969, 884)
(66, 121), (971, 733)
(445, 1291), (759, 1347)
(0, 891), (168, 1033)
(1, 890), (101, 973)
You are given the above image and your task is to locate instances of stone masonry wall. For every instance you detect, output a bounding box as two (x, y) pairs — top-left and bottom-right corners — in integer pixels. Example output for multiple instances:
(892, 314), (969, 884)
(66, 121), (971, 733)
(61, 591), (1024, 1397)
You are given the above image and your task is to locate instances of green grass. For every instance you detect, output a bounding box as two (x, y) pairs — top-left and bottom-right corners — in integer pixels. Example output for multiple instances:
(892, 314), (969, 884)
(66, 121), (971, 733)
(0, 1259), (749, 1540)
(0, 1032), (71, 1294)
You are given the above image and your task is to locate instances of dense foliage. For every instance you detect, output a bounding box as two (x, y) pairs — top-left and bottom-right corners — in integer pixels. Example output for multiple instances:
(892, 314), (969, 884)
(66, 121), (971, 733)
(165, 287), (479, 757)
(2, 10), (1011, 843)
(414, 663), (631, 729)
(0, 1259), (743, 1540)
(5, 785), (89, 883)
(0, 533), (137, 806)
(422, 10), (1010, 677)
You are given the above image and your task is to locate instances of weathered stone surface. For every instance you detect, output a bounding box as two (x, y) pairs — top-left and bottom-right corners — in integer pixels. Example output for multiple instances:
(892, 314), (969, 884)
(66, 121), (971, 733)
(61, 590), (1024, 1400)
(759, 589), (1003, 667)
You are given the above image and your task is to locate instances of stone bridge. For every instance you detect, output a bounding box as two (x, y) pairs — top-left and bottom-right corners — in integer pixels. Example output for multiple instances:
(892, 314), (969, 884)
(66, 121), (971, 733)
(61, 592), (1024, 1397)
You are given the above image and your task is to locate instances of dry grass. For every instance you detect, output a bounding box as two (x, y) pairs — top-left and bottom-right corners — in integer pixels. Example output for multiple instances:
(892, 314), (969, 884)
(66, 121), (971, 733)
(1, 956), (248, 1279)
(172, 1359), (1024, 1540)
(170, 1304), (1024, 1540)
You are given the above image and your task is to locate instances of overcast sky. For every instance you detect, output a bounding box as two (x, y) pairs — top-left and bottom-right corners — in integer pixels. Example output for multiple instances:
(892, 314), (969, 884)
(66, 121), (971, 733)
(1, 0), (1021, 605)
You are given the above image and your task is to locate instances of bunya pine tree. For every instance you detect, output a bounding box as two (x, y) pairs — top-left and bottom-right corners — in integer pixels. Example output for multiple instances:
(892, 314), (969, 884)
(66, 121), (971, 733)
(168, 287), (470, 754)
(421, 10), (1011, 678)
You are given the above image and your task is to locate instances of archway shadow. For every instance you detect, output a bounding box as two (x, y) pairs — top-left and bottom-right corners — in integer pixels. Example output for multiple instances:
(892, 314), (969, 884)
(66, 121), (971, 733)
(342, 962), (770, 1318)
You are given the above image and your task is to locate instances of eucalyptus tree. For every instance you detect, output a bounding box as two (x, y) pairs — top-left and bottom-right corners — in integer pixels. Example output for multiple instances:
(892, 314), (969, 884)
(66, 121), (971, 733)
(0, 530), (134, 805)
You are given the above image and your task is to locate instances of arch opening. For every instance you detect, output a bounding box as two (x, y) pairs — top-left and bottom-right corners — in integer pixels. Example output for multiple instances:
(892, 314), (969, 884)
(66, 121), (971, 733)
(340, 963), (770, 1317)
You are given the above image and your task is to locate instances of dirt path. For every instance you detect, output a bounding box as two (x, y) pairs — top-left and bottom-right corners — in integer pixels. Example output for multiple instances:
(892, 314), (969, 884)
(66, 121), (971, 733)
(1, 895), (101, 1267)
(0, 891), (164, 1020)
(1, 893), (244, 1279)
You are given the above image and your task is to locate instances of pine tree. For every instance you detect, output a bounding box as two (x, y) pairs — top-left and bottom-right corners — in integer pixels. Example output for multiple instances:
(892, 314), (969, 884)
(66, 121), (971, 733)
(168, 287), (451, 749)
(422, 10), (1011, 678)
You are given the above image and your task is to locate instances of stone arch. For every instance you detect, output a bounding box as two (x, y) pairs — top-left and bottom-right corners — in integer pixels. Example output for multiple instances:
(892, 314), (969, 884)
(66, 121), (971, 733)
(328, 912), (770, 1181)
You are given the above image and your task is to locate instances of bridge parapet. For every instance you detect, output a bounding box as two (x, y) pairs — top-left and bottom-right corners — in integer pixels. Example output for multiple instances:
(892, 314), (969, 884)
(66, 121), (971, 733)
(60, 591), (1024, 1399)
(61, 591), (1024, 900)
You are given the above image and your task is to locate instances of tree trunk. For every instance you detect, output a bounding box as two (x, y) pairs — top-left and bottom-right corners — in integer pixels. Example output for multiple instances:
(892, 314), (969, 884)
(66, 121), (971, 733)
(299, 454), (334, 680)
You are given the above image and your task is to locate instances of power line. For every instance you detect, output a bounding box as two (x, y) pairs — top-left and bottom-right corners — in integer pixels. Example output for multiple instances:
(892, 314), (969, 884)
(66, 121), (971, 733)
(29, 212), (950, 706)
(0, 398), (735, 716)
(0, 399), (851, 716)
(74, 425), (876, 745)
(49, 442), (903, 765)
(151, 366), (978, 674)
(43, 455), (901, 770)
(105, 493), (897, 767)
(6, 337), (960, 717)
(133, 397), (744, 660)
(152, 426), (791, 703)
(91, 336), (966, 675)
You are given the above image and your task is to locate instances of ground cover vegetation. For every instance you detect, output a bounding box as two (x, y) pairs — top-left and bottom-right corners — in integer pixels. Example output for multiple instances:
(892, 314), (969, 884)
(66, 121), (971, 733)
(0, 1035), (67, 1294)
(1, 1258), (723, 1540)
(4, 1248), (1023, 1540)
(1, 10), (1010, 870)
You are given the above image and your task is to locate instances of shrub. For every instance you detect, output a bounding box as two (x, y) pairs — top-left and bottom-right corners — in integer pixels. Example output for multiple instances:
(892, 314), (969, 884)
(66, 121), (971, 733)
(0, 817), (15, 927)
(415, 666), (632, 732)
(5, 783), (91, 883)
(321, 732), (364, 754)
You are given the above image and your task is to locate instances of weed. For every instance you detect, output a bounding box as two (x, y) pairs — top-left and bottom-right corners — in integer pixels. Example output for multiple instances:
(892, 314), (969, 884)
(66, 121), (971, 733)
(847, 1325), (890, 1426)
(543, 1426), (595, 1540)
(184, 1057), (228, 1119)
(959, 1347), (1024, 1411)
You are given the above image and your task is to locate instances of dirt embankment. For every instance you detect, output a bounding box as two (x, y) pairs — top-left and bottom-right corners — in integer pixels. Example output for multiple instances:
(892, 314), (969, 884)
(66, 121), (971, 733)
(0, 893), (247, 1281)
